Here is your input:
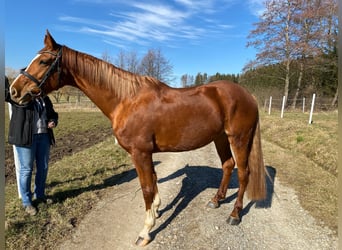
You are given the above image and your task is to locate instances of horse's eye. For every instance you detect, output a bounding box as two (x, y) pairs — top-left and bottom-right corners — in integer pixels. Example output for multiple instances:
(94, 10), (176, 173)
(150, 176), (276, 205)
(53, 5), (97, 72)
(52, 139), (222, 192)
(39, 60), (49, 65)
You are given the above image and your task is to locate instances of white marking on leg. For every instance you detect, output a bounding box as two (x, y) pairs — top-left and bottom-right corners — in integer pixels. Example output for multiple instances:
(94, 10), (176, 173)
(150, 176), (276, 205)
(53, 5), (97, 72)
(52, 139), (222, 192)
(153, 192), (161, 218)
(229, 145), (238, 168)
(138, 209), (155, 241)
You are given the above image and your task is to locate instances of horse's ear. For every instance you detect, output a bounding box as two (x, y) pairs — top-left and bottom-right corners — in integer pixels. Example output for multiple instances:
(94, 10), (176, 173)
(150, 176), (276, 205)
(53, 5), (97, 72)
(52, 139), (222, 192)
(44, 30), (58, 49)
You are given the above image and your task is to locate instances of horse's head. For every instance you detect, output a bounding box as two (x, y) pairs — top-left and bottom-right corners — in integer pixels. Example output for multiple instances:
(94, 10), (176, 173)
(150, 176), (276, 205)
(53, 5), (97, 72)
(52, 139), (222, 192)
(10, 30), (62, 105)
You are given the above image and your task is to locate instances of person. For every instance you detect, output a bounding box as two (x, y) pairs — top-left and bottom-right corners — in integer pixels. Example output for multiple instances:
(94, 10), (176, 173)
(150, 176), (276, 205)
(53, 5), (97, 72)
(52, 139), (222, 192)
(6, 77), (58, 216)
(5, 76), (21, 198)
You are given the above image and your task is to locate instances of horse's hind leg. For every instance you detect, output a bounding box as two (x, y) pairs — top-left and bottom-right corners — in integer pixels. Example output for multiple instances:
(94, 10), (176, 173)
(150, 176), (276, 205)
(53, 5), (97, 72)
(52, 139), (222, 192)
(226, 143), (250, 225)
(207, 134), (235, 208)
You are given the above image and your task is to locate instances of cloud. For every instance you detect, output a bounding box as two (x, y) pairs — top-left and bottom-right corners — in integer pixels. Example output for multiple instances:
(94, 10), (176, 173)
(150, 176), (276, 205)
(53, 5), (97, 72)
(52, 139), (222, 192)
(59, 0), (236, 49)
(246, 0), (265, 17)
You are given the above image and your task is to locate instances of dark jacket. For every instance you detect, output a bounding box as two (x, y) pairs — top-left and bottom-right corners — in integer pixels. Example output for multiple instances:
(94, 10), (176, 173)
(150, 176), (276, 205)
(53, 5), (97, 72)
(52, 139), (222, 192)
(5, 77), (58, 146)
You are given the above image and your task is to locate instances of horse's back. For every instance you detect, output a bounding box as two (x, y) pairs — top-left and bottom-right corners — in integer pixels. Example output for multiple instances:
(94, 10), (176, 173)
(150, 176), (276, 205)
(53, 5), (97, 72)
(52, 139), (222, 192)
(206, 80), (257, 105)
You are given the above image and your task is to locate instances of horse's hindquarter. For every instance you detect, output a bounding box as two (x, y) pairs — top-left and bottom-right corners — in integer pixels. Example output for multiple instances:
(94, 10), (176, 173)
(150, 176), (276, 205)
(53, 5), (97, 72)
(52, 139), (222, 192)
(213, 81), (259, 135)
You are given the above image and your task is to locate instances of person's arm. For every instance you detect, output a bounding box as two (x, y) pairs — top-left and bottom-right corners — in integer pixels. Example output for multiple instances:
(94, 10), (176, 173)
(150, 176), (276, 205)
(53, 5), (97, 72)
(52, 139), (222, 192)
(5, 76), (12, 103)
(44, 96), (59, 127)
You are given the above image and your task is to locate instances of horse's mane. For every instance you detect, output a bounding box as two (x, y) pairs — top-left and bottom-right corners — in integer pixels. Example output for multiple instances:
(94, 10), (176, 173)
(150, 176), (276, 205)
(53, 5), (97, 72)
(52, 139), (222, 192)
(62, 46), (161, 100)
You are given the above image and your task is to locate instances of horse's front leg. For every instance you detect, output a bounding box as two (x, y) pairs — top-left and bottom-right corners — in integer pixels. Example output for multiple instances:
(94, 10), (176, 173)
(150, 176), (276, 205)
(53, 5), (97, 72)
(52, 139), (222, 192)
(132, 150), (160, 246)
(152, 172), (161, 218)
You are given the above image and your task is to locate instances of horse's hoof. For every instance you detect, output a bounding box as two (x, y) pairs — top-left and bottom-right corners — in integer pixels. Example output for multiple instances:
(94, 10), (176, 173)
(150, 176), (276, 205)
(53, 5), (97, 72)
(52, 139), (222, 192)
(227, 216), (241, 225)
(135, 236), (150, 247)
(207, 200), (219, 209)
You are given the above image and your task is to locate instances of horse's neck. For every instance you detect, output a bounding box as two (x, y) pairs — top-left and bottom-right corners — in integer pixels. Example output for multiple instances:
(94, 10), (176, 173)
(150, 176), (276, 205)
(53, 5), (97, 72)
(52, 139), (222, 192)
(62, 46), (161, 119)
(62, 48), (121, 118)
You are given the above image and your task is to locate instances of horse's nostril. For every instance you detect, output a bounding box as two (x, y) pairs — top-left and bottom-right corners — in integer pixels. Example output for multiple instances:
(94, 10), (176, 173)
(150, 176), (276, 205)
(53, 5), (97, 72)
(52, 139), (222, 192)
(11, 88), (17, 97)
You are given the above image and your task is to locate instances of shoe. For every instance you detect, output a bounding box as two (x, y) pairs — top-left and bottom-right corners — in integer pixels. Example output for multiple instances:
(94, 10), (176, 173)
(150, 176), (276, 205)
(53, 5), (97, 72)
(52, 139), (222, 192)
(45, 198), (53, 205)
(35, 197), (53, 205)
(25, 205), (37, 216)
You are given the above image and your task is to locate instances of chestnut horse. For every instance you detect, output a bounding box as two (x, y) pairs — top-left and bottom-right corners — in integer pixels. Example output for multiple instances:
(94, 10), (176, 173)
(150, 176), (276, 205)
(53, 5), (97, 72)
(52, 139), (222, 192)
(10, 30), (266, 246)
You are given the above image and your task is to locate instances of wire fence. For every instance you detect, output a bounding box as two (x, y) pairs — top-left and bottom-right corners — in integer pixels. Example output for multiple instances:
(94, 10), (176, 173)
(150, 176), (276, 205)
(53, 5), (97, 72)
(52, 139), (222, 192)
(51, 95), (99, 111)
(52, 94), (338, 117)
(262, 95), (337, 113)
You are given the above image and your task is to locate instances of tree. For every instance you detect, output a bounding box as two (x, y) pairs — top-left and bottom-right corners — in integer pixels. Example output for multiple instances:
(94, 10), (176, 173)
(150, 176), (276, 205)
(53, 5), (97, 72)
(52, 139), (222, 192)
(5, 67), (19, 80)
(138, 48), (174, 83)
(114, 50), (125, 69)
(125, 50), (140, 74)
(114, 50), (140, 74)
(101, 50), (113, 64)
(290, 0), (338, 108)
(180, 74), (194, 87)
(246, 0), (338, 107)
(194, 73), (207, 86)
(209, 72), (240, 83)
(316, 0), (338, 107)
(247, 0), (298, 104)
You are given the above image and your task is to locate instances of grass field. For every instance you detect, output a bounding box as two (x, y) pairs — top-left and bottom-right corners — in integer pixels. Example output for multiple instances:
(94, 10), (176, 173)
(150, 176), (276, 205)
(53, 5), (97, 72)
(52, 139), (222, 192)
(4, 108), (337, 249)
(260, 110), (337, 235)
(260, 110), (337, 176)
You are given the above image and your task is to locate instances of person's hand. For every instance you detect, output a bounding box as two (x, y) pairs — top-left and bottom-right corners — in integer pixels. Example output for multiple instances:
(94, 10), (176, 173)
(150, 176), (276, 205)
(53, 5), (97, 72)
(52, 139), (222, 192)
(48, 121), (56, 128)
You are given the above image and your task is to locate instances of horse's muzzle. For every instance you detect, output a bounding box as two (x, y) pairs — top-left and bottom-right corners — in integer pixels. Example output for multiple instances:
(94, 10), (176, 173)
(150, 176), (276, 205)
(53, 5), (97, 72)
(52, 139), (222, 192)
(11, 86), (42, 105)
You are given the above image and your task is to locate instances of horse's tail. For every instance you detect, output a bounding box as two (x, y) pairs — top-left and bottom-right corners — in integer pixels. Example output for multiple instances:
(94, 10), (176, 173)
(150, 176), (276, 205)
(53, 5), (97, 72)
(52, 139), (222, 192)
(246, 119), (267, 201)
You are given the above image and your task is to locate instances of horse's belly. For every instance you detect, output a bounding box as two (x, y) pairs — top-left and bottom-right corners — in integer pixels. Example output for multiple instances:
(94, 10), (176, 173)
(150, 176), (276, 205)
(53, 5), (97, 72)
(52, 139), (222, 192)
(154, 120), (223, 152)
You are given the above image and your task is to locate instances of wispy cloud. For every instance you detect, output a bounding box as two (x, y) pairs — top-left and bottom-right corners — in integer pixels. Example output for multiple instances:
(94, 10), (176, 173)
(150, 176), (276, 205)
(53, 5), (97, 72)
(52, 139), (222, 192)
(59, 0), (236, 49)
(246, 0), (265, 17)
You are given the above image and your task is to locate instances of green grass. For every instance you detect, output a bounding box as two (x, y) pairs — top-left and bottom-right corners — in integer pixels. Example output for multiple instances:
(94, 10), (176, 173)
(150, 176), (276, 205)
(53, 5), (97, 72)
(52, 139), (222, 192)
(260, 111), (338, 176)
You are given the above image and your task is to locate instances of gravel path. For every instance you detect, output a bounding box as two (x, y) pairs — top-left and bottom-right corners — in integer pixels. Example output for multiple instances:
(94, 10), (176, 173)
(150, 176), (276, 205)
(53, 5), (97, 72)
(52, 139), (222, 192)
(59, 142), (337, 250)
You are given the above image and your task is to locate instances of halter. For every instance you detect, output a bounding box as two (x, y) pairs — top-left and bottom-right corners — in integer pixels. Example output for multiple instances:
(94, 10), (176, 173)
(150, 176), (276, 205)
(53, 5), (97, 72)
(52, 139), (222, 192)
(20, 48), (62, 89)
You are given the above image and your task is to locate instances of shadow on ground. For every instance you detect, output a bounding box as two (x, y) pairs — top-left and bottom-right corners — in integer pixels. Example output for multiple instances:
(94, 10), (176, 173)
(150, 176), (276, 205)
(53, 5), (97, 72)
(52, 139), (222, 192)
(152, 163), (276, 240)
(49, 166), (137, 203)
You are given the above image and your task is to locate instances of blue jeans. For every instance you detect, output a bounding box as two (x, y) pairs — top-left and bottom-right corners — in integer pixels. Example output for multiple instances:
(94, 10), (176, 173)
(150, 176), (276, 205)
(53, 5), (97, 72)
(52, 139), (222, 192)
(16, 133), (51, 207)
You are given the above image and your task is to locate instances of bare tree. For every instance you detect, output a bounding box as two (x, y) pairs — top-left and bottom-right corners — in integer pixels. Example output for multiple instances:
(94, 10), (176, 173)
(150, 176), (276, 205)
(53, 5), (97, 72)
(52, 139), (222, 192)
(247, 0), (298, 104)
(125, 50), (140, 74)
(104, 48), (174, 83)
(318, 0), (338, 107)
(5, 67), (19, 80)
(246, 0), (338, 106)
(291, 0), (338, 108)
(180, 74), (194, 87)
(102, 50), (114, 64)
(138, 48), (174, 83)
(114, 50), (126, 69)
(114, 50), (140, 74)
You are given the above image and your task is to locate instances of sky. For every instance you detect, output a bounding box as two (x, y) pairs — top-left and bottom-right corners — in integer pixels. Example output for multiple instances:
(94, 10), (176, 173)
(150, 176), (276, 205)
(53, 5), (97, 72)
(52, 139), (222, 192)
(5, 0), (265, 86)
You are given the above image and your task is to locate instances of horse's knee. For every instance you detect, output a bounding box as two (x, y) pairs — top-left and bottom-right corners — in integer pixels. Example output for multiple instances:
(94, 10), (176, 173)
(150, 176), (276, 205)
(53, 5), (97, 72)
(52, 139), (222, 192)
(141, 186), (155, 207)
